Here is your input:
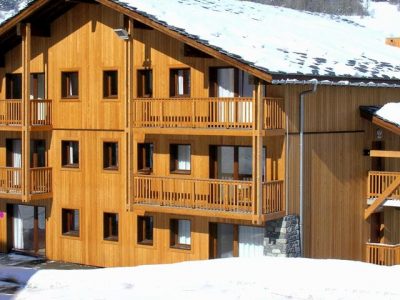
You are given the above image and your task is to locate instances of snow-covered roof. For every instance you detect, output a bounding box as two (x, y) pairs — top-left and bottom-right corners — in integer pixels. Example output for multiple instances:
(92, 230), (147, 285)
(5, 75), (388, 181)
(376, 102), (400, 128)
(0, 0), (31, 25)
(1, 0), (400, 84)
(114, 0), (400, 82)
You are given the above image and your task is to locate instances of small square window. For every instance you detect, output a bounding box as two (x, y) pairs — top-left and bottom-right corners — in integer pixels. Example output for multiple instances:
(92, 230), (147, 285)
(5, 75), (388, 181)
(61, 72), (79, 98)
(170, 219), (191, 250)
(138, 143), (153, 173)
(170, 144), (191, 174)
(103, 71), (118, 98)
(170, 68), (190, 97)
(103, 142), (118, 170)
(103, 212), (119, 241)
(61, 141), (79, 168)
(137, 70), (152, 98)
(137, 216), (153, 245)
(62, 208), (79, 236)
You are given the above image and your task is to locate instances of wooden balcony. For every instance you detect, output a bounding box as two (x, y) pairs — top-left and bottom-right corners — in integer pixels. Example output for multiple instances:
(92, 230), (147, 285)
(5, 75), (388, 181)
(0, 99), (53, 131)
(365, 243), (400, 266)
(132, 97), (285, 136)
(368, 171), (400, 200)
(0, 167), (52, 200)
(132, 175), (285, 221)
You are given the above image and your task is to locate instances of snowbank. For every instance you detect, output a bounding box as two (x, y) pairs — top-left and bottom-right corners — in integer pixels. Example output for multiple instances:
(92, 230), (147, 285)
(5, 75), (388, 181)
(2, 257), (400, 299)
(376, 102), (400, 127)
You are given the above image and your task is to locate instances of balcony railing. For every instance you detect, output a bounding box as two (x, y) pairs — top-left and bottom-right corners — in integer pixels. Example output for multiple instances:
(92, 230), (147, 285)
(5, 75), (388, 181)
(0, 99), (52, 127)
(262, 180), (284, 214)
(133, 175), (284, 216)
(132, 97), (284, 130)
(368, 171), (400, 199)
(30, 167), (52, 194)
(0, 167), (52, 196)
(366, 243), (400, 266)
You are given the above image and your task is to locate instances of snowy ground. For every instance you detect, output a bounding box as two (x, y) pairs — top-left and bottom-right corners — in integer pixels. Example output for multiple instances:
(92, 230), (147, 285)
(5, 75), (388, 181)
(0, 257), (399, 300)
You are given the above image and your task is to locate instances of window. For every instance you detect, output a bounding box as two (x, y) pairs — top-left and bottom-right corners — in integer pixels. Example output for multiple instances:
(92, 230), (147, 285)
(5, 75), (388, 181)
(137, 216), (153, 245)
(209, 223), (264, 259)
(170, 219), (191, 250)
(61, 141), (79, 168)
(103, 213), (119, 241)
(61, 72), (79, 98)
(170, 68), (190, 97)
(30, 73), (45, 100)
(6, 73), (22, 99)
(103, 70), (118, 98)
(103, 142), (118, 170)
(209, 146), (265, 181)
(170, 144), (191, 173)
(137, 70), (152, 98)
(62, 209), (79, 237)
(137, 143), (153, 173)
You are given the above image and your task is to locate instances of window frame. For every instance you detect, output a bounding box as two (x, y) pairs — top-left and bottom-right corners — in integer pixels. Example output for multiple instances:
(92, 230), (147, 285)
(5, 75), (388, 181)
(62, 208), (80, 237)
(103, 212), (119, 242)
(169, 68), (191, 98)
(137, 142), (154, 174)
(137, 215), (154, 246)
(61, 71), (79, 99)
(61, 140), (80, 169)
(103, 70), (118, 99)
(170, 219), (191, 250)
(103, 141), (119, 171)
(137, 69), (153, 98)
(170, 144), (191, 175)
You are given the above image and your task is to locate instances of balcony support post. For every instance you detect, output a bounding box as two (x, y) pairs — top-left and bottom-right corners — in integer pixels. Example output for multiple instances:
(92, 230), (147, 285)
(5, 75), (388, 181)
(252, 78), (264, 225)
(22, 23), (31, 201)
(125, 16), (134, 210)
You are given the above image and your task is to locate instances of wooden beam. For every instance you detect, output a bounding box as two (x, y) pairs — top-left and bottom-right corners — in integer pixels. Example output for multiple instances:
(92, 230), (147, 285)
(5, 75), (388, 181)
(370, 150), (400, 158)
(386, 37), (400, 48)
(95, 0), (272, 83)
(365, 176), (400, 219)
(371, 115), (400, 136)
(22, 23), (31, 202)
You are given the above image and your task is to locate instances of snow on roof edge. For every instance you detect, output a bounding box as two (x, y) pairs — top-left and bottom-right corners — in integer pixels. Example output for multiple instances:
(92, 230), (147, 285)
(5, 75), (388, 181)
(376, 102), (400, 127)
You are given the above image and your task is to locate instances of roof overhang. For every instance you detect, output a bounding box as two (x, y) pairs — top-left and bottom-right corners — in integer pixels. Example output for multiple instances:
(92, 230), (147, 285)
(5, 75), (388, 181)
(360, 106), (400, 136)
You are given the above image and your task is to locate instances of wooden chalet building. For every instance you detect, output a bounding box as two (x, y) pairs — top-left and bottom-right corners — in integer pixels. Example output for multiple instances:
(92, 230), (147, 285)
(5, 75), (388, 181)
(0, 0), (399, 267)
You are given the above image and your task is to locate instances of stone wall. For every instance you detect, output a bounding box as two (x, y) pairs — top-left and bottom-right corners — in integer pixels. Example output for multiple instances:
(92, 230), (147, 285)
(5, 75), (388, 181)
(264, 215), (301, 257)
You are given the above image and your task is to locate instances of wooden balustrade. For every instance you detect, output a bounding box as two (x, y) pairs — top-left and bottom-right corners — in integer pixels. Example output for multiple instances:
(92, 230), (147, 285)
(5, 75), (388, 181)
(262, 180), (284, 214)
(368, 171), (400, 199)
(0, 100), (22, 126)
(0, 167), (22, 194)
(30, 100), (52, 126)
(134, 175), (253, 213)
(132, 97), (284, 130)
(30, 167), (52, 194)
(133, 175), (285, 216)
(0, 167), (52, 196)
(0, 99), (52, 127)
(366, 243), (400, 266)
(264, 97), (285, 130)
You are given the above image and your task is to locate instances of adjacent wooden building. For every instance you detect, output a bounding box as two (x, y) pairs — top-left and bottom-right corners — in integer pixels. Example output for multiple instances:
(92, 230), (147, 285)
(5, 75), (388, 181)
(0, 0), (399, 267)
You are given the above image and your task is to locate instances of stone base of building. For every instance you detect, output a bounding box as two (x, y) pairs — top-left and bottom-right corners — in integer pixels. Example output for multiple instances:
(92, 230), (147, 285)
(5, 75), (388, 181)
(264, 215), (301, 257)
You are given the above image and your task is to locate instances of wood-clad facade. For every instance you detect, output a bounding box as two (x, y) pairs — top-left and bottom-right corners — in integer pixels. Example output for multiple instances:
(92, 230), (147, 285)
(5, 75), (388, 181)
(0, 1), (399, 267)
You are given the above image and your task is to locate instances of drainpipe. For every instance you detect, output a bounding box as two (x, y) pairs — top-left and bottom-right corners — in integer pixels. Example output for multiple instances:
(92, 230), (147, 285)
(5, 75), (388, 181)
(299, 81), (317, 257)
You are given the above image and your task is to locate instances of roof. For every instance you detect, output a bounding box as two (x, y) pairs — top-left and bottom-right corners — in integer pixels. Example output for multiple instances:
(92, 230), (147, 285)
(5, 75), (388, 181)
(360, 103), (400, 135)
(2, 0), (400, 86)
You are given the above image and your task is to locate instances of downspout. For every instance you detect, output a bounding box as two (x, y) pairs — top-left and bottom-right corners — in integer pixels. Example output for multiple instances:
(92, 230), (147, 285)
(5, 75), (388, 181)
(299, 81), (317, 257)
